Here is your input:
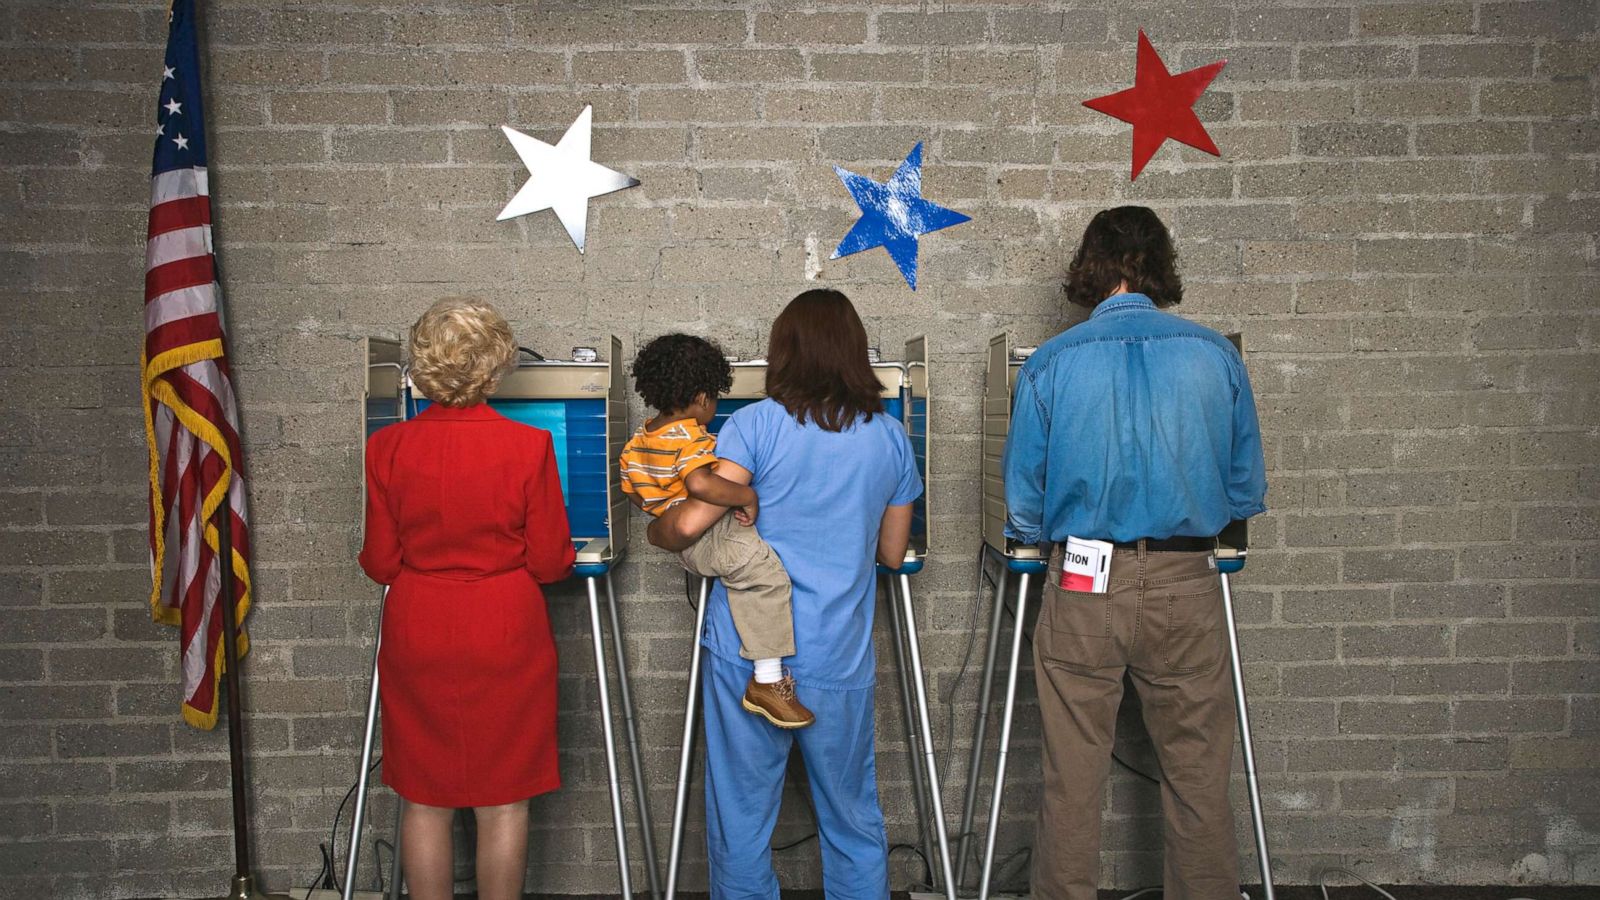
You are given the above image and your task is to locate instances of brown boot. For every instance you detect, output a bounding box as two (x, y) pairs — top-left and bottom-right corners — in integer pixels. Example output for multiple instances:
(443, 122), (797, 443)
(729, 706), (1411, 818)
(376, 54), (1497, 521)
(742, 675), (816, 729)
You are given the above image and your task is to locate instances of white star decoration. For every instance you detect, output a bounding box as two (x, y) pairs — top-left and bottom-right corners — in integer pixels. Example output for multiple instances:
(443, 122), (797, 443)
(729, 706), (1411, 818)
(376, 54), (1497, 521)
(496, 105), (639, 254)
(173, 134), (189, 151)
(164, 98), (182, 116)
(162, 65), (175, 80)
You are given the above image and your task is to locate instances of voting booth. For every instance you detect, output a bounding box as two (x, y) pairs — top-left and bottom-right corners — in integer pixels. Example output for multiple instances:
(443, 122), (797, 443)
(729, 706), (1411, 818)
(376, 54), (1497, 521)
(344, 338), (660, 900)
(663, 338), (957, 900)
(958, 332), (1275, 900)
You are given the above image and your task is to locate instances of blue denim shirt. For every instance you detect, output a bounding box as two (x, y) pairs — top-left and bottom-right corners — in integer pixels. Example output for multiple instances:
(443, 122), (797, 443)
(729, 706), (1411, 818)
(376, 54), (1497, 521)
(1002, 293), (1268, 545)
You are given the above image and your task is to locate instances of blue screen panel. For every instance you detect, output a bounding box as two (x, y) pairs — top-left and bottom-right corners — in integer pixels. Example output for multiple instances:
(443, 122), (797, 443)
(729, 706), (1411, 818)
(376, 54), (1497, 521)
(410, 394), (611, 541)
(365, 398), (403, 439)
(709, 397), (761, 435)
(908, 396), (928, 542)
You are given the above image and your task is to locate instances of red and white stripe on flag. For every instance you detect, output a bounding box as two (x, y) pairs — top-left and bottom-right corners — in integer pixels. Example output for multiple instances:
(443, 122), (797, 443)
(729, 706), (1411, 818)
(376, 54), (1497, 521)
(143, 170), (253, 730)
(146, 0), (254, 730)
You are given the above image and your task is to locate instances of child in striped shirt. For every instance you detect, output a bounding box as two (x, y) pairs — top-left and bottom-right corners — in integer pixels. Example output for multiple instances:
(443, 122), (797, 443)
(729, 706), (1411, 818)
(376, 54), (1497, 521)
(620, 334), (814, 729)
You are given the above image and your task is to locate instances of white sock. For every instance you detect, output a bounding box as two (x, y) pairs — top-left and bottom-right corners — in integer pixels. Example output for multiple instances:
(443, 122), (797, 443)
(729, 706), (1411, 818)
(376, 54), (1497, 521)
(753, 658), (783, 684)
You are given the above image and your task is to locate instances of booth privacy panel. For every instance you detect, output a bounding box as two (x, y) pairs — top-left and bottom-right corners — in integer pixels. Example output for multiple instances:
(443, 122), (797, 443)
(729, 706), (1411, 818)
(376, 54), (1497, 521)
(905, 335), (930, 558)
(981, 333), (1014, 555)
(606, 335), (629, 560)
(388, 336), (630, 563)
(364, 337), (405, 439)
(362, 337), (407, 536)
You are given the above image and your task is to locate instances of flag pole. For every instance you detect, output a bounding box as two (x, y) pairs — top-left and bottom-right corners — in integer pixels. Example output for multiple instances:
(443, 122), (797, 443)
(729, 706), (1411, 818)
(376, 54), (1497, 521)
(214, 504), (291, 900)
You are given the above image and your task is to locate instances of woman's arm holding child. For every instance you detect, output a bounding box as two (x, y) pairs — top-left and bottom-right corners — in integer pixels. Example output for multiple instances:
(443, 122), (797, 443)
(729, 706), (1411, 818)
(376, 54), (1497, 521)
(684, 465), (758, 526)
(649, 460), (754, 552)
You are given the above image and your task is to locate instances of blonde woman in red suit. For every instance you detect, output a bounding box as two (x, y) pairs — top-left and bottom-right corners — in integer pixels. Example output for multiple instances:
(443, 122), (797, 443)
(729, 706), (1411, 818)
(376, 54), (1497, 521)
(359, 298), (575, 900)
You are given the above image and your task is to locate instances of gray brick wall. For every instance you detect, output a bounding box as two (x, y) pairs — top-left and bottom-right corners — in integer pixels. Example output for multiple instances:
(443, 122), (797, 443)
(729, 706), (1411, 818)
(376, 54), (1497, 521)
(2, 0), (1596, 896)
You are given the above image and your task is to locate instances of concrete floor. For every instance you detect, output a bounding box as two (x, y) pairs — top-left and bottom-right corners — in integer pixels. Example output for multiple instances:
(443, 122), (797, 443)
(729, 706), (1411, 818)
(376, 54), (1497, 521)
(214, 887), (1592, 900)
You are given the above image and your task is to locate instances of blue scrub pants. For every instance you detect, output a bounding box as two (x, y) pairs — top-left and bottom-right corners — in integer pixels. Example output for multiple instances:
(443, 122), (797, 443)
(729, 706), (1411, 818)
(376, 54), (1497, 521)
(702, 654), (890, 900)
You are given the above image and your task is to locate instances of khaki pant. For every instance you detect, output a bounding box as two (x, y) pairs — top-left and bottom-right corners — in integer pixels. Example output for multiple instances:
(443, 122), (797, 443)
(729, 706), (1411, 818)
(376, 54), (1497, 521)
(678, 512), (794, 660)
(1031, 543), (1239, 900)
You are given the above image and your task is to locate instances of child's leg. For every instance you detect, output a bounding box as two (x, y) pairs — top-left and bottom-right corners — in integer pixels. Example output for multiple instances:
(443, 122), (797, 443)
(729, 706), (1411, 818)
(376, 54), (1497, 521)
(472, 800), (530, 900)
(680, 515), (813, 725)
(678, 515), (795, 670)
(399, 800), (455, 900)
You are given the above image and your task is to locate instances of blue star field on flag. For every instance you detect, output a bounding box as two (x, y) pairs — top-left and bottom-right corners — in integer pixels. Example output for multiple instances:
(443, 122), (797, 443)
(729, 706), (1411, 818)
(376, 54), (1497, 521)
(152, 0), (208, 176)
(830, 142), (971, 290)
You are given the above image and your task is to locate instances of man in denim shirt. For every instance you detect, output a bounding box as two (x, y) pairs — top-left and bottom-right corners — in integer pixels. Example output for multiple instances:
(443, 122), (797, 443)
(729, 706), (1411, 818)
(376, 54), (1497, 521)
(1003, 206), (1267, 900)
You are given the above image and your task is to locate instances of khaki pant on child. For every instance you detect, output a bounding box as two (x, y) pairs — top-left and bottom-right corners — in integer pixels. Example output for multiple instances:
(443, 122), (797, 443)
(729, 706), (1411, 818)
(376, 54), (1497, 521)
(1031, 542), (1240, 900)
(678, 512), (794, 660)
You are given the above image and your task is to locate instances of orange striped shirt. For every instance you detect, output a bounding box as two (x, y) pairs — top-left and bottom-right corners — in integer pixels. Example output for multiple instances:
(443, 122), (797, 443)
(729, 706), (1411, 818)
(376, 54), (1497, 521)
(618, 418), (719, 516)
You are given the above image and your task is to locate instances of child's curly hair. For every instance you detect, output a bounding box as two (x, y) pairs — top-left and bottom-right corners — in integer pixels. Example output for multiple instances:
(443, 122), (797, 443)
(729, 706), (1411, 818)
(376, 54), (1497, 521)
(631, 333), (733, 414)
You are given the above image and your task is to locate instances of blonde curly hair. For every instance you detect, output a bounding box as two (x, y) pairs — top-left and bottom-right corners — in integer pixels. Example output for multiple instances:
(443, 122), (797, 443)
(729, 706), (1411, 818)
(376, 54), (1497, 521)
(406, 297), (517, 408)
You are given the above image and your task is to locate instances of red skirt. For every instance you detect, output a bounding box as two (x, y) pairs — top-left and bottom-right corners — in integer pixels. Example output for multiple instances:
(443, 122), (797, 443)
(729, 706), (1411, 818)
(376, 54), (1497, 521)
(378, 568), (560, 807)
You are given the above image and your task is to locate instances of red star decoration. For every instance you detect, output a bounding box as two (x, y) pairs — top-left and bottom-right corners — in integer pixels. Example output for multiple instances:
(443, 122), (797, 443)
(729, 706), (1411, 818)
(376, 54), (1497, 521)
(1083, 30), (1227, 180)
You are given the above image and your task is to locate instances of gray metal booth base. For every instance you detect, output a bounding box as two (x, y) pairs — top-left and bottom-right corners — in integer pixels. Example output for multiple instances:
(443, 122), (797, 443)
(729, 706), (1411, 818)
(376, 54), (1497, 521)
(957, 332), (1277, 900)
(663, 339), (958, 900)
(344, 338), (660, 900)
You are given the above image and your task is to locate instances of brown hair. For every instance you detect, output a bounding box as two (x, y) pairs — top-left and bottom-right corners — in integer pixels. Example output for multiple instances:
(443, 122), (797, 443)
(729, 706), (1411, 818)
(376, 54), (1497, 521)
(765, 289), (884, 432)
(407, 297), (517, 407)
(1065, 206), (1184, 308)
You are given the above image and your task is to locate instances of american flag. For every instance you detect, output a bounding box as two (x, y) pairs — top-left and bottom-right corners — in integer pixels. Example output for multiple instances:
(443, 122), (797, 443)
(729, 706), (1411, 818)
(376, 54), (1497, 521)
(142, 0), (252, 730)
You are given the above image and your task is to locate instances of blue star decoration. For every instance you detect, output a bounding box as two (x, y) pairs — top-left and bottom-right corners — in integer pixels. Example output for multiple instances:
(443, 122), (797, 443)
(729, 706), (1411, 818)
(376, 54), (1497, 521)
(830, 142), (971, 290)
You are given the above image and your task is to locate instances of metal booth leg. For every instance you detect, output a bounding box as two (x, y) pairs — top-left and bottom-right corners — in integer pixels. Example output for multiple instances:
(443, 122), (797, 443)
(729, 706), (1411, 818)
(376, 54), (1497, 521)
(893, 573), (958, 899)
(976, 570), (1032, 900)
(1221, 572), (1275, 900)
(342, 590), (386, 900)
(385, 799), (403, 900)
(956, 552), (1007, 888)
(665, 577), (711, 900)
(585, 575), (634, 898)
(606, 574), (662, 900)
(883, 573), (936, 883)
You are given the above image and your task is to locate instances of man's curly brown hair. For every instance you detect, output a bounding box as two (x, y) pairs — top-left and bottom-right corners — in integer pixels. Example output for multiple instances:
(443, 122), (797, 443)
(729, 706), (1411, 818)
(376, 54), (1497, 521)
(631, 333), (733, 414)
(1065, 206), (1184, 309)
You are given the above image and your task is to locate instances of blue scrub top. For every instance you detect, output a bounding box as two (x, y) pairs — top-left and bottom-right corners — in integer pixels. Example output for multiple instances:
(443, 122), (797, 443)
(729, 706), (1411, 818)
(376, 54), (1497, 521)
(704, 398), (923, 691)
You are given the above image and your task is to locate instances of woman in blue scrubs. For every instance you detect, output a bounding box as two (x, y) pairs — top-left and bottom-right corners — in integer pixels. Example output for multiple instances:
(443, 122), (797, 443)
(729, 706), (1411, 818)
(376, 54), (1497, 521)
(650, 289), (922, 899)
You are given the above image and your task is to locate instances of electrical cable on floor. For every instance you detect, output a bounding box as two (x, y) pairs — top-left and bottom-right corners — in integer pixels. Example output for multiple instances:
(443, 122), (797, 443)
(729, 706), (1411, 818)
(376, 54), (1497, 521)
(323, 755), (383, 893)
(302, 842), (334, 900)
(683, 570), (704, 613)
(374, 839), (393, 896)
(989, 844), (1032, 892)
(1317, 867), (1399, 900)
(1314, 866), (1541, 900)
(888, 842), (933, 893)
